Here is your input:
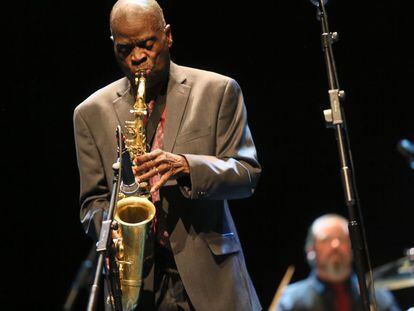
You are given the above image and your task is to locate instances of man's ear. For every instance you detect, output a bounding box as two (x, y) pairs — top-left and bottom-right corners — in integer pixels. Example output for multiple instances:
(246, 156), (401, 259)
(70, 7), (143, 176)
(306, 249), (316, 267)
(165, 24), (173, 47)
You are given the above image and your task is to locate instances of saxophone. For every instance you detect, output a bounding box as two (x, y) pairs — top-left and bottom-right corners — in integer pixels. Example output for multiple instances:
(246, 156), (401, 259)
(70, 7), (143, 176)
(113, 71), (156, 311)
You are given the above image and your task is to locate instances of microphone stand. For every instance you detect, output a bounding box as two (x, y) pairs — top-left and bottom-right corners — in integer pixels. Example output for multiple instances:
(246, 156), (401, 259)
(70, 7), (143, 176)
(86, 126), (124, 311)
(313, 1), (375, 310)
(63, 245), (96, 311)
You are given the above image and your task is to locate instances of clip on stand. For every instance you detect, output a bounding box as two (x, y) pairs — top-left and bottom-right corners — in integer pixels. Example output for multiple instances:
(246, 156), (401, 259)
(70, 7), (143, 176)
(87, 126), (124, 311)
(310, 0), (376, 310)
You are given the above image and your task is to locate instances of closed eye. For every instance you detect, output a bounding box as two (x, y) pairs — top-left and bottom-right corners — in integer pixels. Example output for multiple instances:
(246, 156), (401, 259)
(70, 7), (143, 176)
(116, 43), (133, 56)
(138, 39), (155, 51)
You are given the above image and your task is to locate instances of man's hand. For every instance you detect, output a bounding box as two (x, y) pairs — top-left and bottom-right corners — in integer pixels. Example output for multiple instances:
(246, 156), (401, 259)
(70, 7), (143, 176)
(133, 149), (190, 193)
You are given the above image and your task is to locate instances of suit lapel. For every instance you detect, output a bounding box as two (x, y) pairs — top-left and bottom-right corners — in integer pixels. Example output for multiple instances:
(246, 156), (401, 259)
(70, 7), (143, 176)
(163, 63), (191, 152)
(112, 78), (134, 126)
(111, 64), (190, 153)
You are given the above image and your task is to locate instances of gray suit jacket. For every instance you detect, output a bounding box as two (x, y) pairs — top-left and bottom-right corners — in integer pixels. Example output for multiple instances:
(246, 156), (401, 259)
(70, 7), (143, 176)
(73, 62), (262, 311)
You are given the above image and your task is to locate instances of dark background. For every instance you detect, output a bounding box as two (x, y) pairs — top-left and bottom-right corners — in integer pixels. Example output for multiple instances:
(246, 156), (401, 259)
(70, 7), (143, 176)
(9, 0), (414, 309)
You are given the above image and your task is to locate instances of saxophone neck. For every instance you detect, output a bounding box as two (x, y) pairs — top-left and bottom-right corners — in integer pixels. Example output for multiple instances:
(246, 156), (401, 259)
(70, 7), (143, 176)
(135, 71), (146, 109)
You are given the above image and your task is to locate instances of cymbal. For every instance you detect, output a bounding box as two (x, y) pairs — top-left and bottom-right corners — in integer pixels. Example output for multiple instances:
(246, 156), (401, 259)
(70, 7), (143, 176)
(373, 251), (414, 291)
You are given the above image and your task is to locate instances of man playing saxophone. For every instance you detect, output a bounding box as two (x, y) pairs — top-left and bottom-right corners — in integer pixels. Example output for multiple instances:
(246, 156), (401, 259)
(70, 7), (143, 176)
(73, 0), (261, 310)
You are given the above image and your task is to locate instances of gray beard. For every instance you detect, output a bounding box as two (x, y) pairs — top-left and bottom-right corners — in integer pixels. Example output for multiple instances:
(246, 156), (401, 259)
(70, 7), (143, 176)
(325, 261), (348, 281)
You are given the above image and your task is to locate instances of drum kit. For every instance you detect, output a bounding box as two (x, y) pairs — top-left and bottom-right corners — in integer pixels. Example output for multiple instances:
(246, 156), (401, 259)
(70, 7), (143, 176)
(373, 140), (414, 294)
(373, 247), (414, 291)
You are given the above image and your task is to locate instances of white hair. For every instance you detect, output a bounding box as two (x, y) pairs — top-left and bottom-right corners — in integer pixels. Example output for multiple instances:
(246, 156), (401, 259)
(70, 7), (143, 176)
(304, 214), (348, 259)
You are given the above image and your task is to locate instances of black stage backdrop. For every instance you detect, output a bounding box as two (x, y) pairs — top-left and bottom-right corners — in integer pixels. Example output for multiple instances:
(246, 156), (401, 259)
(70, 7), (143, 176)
(9, 0), (414, 309)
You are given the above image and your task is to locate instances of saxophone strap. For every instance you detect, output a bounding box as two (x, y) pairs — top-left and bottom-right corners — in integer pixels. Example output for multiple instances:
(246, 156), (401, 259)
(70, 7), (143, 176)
(146, 93), (167, 147)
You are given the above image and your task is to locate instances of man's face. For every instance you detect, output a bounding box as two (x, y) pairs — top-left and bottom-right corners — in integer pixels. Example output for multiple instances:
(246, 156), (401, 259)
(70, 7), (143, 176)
(312, 219), (352, 282)
(111, 12), (172, 87)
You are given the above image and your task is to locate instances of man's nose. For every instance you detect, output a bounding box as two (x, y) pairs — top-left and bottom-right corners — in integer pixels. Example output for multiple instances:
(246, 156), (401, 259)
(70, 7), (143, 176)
(330, 238), (340, 248)
(131, 47), (147, 64)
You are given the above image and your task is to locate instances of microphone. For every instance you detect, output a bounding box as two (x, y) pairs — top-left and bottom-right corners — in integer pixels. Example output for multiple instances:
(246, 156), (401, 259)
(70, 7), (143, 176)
(120, 149), (140, 195)
(310, 0), (328, 7)
(397, 139), (414, 169)
(115, 125), (140, 195)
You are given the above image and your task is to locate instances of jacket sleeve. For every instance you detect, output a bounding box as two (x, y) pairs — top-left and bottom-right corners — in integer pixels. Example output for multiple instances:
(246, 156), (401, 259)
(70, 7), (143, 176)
(179, 78), (261, 200)
(73, 107), (110, 239)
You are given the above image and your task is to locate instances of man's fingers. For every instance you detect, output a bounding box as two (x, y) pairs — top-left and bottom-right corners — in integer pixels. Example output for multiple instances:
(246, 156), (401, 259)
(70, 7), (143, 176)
(136, 167), (157, 182)
(135, 159), (157, 174)
(134, 150), (174, 174)
(134, 150), (168, 174)
(136, 163), (172, 182)
(132, 151), (187, 191)
(151, 170), (173, 193)
(135, 149), (163, 164)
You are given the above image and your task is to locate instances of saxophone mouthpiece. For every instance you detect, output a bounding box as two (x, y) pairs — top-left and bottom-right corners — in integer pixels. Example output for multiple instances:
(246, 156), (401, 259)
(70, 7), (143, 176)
(135, 70), (147, 78)
(134, 70), (147, 86)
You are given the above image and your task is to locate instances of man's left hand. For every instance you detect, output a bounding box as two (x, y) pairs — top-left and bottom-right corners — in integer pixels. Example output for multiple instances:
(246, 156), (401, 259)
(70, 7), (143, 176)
(133, 149), (190, 193)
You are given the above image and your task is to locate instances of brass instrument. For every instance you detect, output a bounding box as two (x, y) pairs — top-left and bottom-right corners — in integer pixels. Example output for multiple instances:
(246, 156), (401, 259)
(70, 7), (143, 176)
(113, 71), (156, 310)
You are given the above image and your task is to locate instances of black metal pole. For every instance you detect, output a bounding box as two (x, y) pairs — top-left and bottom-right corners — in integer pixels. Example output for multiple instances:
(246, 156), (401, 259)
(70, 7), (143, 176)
(314, 1), (375, 310)
(87, 253), (105, 311)
(63, 246), (96, 311)
(86, 126), (124, 311)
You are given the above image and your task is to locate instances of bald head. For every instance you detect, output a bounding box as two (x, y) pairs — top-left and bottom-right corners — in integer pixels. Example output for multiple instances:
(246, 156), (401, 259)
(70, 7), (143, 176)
(109, 0), (172, 88)
(305, 214), (348, 252)
(110, 0), (166, 34)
